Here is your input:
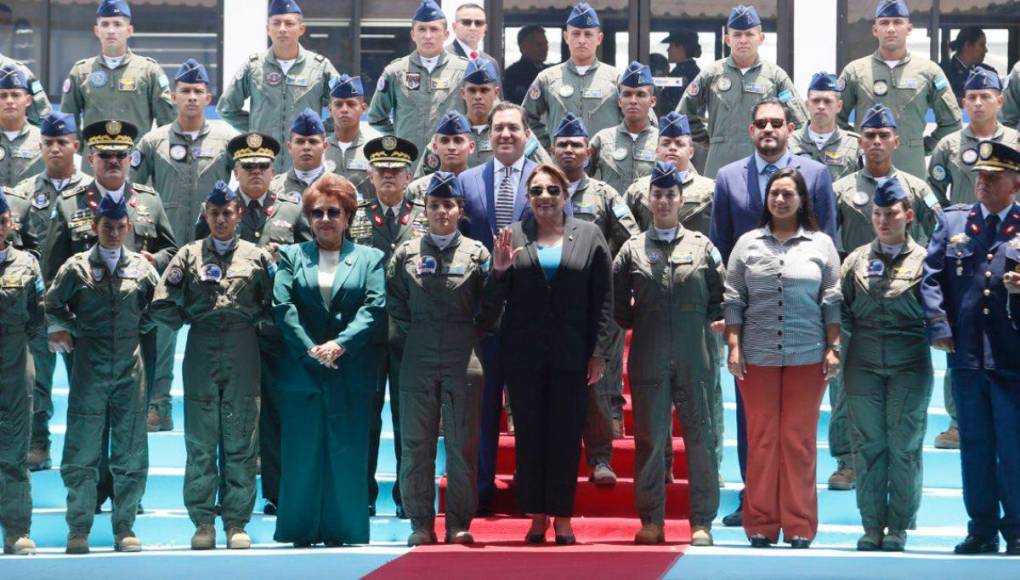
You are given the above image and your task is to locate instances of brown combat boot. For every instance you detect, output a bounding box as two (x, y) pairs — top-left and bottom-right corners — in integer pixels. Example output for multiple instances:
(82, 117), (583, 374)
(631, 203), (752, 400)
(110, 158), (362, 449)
(634, 523), (665, 544)
(934, 426), (960, 449)
(191, 524), (216, 550)
(66, 532), (90, 554)
(114, 531), (142, 552)
(146, 407), (173, 432)
(691, 526), (713, 547)
(227, 527), (251, 550)
(27, 447), (51, 471)
(827, 460), (855, 490)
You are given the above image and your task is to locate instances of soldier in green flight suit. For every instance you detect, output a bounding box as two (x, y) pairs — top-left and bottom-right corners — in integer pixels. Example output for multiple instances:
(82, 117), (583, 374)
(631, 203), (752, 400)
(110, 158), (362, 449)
(589, 62), (659, 196)
(217, 0), (339, 174)
(367, 0), (468, 159)
(788, 72), (861, 183)
(836, 0), (961, 180)
(840, 178), (933, 552)
(150, 181), (275, 551)
(7, 112), (92, 472)
(614, 160), (723, 547)
(522, 3), (623, 149)
(351, 135), (426, 519)
(326, 74), (377, 200)
(550, 112), (639, 485)
(405, 111), (475, 203)
(45, 193), (159, 555)
(195, 132), (311, 516)
(388, 171), (492, 546)
(677, 5), (807, 178)
(132, 58), (236, 432)
(0, 191), (44, 556)
(270, 108), (334, 199)
(0, 66), (43, 188)
(0, 53), (52, 125)
(60, 1), (175, 161)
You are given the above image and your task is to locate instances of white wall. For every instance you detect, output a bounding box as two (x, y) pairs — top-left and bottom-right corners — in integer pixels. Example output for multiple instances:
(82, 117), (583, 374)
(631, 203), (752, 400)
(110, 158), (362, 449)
(793, 0), (838, 94)
(222, 0), (268, 87)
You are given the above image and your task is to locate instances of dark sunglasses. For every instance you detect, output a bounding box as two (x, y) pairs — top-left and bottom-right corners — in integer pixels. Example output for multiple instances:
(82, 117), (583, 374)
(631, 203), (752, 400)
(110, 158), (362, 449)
(310, 207), (344, 220)
(240, 162), (272, 172)
(459, 19), (486, 27)
(528, 185), (563, 197)
(753, 118), (786, 130)
(96, 151), (129, 160)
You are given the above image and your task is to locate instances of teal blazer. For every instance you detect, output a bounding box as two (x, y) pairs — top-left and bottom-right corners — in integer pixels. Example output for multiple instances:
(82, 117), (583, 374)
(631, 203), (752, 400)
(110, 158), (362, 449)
(272, 240), (386, 396)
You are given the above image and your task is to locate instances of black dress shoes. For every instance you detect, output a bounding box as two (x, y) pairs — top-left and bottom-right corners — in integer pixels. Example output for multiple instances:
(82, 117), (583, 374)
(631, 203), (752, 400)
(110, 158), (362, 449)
(263, 499), (278, 515)
(954, 535), (999, 555)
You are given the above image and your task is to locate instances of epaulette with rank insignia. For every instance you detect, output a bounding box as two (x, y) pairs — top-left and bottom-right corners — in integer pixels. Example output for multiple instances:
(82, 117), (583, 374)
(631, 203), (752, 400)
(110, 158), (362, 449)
(4, 185), (24, 199)
(63, 184), (88, 199)
(132, 183), (158, 196)
(945, 203), (971, 213)
(249, 54), (260, 62)
(314, 54), (325, 63)
(277, 192), (301, 204)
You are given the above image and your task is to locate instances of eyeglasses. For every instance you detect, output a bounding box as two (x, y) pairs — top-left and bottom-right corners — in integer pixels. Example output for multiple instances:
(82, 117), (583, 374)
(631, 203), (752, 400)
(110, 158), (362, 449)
(753, 118), (786, 130)
(459, 19), (486, 27)
(96, 151), (129, 160)
(240, 162), (272, 172)
(309, 207), (344, 220)
(528, 185), (563, 197)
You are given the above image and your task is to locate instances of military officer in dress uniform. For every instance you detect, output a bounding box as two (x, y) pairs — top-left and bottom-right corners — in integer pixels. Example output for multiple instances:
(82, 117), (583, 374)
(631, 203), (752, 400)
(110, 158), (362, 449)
(614, 160), (723, 546)
(677, 5), (807, 179)
(0, 65), (43, 188)
(589, 62), (659, 196)
(195, 132), (309, 516)
(0, 191), (44, 556)
(351, 135), (425, 519)
(7, 112), (92, 472)
(841, 178), (933, 552)
(326, 74), (377, 200)
(367, 0), (468, 158)
(46, 194), (159, 554)
(837, 0), (961, 180)
(61, 1), (175, 162)
(270, 108), (333, 199)
(788, 72), (861, 183)
(150, 181), (275, 551)
(551, 113), (639, 485)
(922, 139), (1020, 557)
(132, 59), (236, 431)
(406, 111), (475, 203)
(522, 3), (623, 148)
(0, 53), (51, 125)
(217, 0), (339, 173)
(657, 29), (701, 118)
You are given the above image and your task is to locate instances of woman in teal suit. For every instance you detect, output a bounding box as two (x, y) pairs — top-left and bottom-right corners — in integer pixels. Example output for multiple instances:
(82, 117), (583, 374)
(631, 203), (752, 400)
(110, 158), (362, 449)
(271, 173), (386, 546)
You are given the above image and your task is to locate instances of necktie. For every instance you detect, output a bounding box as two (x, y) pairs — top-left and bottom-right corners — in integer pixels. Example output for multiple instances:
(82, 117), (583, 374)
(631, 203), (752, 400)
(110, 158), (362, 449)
(985, 214), (1000, 247)
(248, 199), (264, 230)
(764, 163), (778, 179)
(386, 209), (398, 236)
(495, 166), (515, 230)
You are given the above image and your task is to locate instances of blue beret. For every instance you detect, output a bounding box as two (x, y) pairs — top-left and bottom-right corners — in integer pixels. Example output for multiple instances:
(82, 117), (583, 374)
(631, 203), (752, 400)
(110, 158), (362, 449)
(175, 58), (210, 86)
(290, 108), (325, 136)
(426, 171), (464, 199)
(268, 0), (302, 17)
(658, 112), (691, 138)
(434, 111), (471, 135)
(206, 180), (237, 206)
(875, 0), (909, 19)
(620, 61), (654, 88)
(413, 0), (445, 23)
(97, 0), (131, 18)
(874, 177), (908, 207)
(97, 194), (129, 220)
(554, 112), (589, 139)
(727, 6), (761, 30)
(0, 64), (27, 91)
(464, 59), (500, 85)
(566, 3), (600, 28)
(41, 112), (77, 137)
(808, 72), (841, 93)
(964, 68), (1002, 92)
(861, 104), (897, 129)
(650, 160), (682, 189)
(330, 74), (364, 99)
(0, 190), (9, 214)
(974, 139), (1020, 174)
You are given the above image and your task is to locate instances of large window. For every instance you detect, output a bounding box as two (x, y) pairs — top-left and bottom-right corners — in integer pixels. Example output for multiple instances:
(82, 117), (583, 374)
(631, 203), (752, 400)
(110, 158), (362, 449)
(294, 0), (355, 77)
(501, 0), (632, 68)
(0, 1), (45, 78)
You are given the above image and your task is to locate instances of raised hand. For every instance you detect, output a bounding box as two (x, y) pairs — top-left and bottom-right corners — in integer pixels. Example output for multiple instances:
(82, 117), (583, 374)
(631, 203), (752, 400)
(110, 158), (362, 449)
(492, 228), (522, 273)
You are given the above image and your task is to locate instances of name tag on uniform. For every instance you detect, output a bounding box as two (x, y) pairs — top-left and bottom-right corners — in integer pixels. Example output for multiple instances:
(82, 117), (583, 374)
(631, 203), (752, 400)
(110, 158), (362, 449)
(444, 265), (466, 276)
(582, 88), (603, 99)
(478, 140), (493, 152)
(192, 147), (216, 158)
(898, 78), (918, 89)
(634, 150), (656, 162)
(825, 151), (844, 165)
(347, 159), (368, 170)
(227, 266), (250, 277)
(286, 76), (309, 87)
(0, 275), (23, 288)
(432, 78), (451, 90)
(12, 148), (34, 159)
(671, 255), (694, 265)
(744, 83), (766, 94)
(118, 78), (137, 92)
(654, 77), (684, 87)
(117, 267), (139, 279)
(573, 204), (595, 215)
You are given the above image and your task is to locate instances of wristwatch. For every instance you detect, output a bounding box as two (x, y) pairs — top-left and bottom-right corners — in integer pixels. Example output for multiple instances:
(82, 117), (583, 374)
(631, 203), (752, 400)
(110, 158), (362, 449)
(828, 343), (841, 355)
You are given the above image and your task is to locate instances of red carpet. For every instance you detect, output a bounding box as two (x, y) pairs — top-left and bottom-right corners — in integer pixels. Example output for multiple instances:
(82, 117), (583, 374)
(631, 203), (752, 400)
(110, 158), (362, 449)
(365, 517), (689, 580)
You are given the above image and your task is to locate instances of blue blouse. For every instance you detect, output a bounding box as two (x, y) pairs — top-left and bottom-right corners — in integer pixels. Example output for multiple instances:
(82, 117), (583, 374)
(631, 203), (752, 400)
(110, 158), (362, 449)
(536, 244), (562, 282)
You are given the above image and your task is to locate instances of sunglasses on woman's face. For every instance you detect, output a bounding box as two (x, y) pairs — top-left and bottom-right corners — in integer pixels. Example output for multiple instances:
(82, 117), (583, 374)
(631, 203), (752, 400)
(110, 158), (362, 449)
(310, 207), (344, 220)
(752, 118), (786, 130)
(528, 185), (562, 197)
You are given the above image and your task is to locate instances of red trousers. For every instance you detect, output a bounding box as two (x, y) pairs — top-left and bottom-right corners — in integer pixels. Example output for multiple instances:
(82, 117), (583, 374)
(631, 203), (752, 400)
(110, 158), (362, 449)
(737, 363), (827, 542)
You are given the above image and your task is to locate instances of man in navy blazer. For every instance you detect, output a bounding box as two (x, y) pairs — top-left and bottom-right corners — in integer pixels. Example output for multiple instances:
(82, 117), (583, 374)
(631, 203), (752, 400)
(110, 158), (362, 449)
(708, 98), (836, 527)
(458, 102), (537, 513)
(710, 98), (837, 263)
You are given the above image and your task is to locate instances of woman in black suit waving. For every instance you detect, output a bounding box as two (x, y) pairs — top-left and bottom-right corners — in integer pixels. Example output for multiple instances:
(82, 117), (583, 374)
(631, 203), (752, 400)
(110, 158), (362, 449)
(485, 163), (614, 545)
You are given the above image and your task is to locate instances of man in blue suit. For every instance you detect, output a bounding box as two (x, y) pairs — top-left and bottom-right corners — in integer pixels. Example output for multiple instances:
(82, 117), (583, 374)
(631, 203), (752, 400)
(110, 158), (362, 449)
(459, 101), (538, 513)
(922, 139), (1020, 556)
(710, 96), (837, 526)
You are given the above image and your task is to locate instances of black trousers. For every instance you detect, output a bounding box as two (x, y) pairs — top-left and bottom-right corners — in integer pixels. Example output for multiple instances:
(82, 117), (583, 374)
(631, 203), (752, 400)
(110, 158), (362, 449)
(506, 366), (588, 517)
